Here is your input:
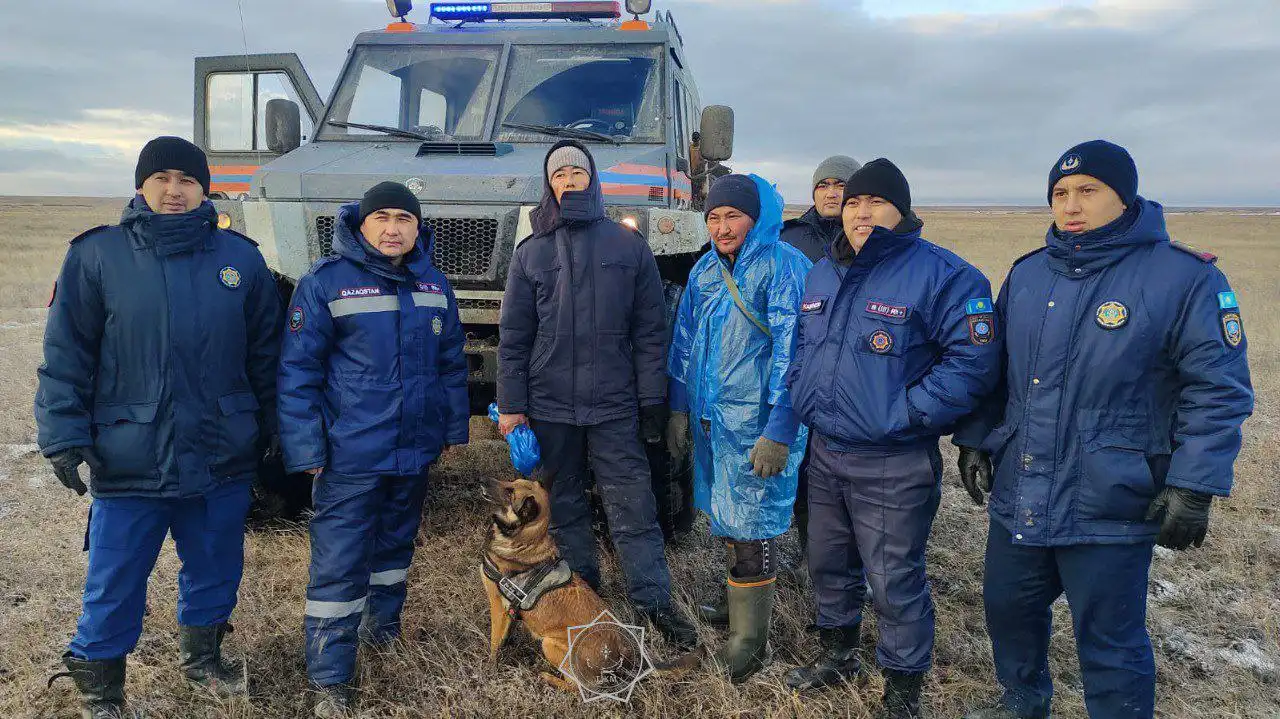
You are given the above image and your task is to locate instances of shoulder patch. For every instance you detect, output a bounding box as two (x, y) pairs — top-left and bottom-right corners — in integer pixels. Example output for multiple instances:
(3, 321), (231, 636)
(1169, 240), (1216, 263)
(220, 228), (259, 247)
(68, 225), (112, 245)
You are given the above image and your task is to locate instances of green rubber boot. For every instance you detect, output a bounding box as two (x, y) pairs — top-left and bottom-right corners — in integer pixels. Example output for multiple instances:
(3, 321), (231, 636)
(715, 577), (775, 683)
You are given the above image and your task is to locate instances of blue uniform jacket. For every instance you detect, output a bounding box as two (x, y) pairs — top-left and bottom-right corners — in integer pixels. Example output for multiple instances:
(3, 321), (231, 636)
(779, 207), (839, 264)
(35, 199), (282, 498)
(277, 203), (468, 477)
(954, 199), (1253, 546)
(497, 140), (667, 425)
(787, 219), (1002, 452)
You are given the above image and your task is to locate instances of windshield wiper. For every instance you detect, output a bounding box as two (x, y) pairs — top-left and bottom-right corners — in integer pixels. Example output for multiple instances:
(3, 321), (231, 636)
(501, 121), (619, 144)
(327, 121), (439, 141)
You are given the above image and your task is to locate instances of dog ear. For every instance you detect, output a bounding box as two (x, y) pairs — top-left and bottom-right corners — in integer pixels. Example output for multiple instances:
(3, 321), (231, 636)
(516, 495), (540, 524)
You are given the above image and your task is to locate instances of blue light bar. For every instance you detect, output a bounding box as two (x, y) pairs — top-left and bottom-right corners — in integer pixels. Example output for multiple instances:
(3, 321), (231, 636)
(430, 2), (620, 21)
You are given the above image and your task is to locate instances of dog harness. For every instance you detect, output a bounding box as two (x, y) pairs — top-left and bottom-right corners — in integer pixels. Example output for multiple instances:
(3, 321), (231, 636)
(481, 556), (574, 618)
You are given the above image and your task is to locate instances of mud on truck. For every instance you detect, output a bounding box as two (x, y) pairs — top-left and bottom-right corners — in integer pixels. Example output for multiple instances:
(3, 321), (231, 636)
(195, 0), (735, 530)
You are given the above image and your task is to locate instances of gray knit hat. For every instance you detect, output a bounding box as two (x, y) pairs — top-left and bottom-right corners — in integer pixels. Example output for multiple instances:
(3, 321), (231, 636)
(811, 155), (862, 189)
(546, 145), (591, 180)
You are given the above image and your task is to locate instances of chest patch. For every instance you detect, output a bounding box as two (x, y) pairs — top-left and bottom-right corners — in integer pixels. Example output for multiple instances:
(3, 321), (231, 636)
(432, 315), (443, 335)
(868, 329), (894, 354)
(801, 299), (825, 313)
(865, 301), (908, 320)
(339, 286), (382, 299)
(1095, 301), (1129, 330)
(219, 266), (241, 289)
(1221, 312), (1243, 347)
(289, 306), (305, 332)
(417, 281), (444, 294)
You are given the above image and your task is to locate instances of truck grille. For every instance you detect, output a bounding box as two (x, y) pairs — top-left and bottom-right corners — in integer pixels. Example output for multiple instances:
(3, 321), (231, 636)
(314, 216), (500, 279)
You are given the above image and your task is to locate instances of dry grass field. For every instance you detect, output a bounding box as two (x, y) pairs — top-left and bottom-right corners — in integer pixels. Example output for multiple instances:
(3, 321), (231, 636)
(0, 196), (1276, 718)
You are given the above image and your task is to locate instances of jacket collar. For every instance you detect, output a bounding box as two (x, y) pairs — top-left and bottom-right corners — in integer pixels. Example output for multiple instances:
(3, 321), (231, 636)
(529, 139), (606, 237)
(120, 196), (217, 255)
(335, 202), (435, 283)
(1044, 198), (1167, 276)
(826, 212), (922, 271)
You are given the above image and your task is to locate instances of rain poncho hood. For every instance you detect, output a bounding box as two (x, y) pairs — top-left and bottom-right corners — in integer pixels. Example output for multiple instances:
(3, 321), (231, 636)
(667, 174), (812, 540)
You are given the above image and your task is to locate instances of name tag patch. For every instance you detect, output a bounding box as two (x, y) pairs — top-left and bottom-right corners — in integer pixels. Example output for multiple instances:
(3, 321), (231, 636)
(865, 301), (908, 320)
(417, 282), (444, 294)
(339, 286), (382, 299)
(801, 299), (825, 313)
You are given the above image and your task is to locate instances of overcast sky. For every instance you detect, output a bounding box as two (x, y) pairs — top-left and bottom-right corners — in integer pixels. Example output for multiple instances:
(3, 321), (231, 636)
(0, 0), (1276, 205)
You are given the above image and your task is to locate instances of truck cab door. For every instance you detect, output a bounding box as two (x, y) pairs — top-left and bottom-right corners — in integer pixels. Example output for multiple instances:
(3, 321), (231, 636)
(194, 54), (322, 199)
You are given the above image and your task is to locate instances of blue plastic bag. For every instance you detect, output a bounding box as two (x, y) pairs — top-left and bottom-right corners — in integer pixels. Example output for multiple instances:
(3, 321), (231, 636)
(488, 403), (542, 476)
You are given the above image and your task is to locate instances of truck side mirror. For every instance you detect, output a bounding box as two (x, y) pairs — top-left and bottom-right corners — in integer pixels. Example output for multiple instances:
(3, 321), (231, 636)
(626, 0), (653, 14)
(265, 98), (302, 154)
(698, 105), (734, 163)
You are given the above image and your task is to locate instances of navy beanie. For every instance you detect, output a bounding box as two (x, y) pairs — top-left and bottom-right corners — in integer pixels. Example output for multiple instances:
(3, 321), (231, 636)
(359, 181), (422, 224)
(134, 136), (210, 195)
(705, 174), (760, 222)
(1048, 140), (1137, 206)
(842, 158), (911, 218)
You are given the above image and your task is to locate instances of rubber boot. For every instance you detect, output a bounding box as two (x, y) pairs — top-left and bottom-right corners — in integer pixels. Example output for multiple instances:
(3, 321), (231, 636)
(880, 669), (925, 719)
(49, 652), (129, 719)
(715, 577), (775, 683)
(784, 623), (862, 691)
(313, 683), (355, 718)
(178, 623), (246, 696)
(696, 592), (730, 627)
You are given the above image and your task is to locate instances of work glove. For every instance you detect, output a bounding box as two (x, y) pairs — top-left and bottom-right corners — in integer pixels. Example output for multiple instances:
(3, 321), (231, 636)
(957, 447), (993, 506)
(260, 434), (282, 464)
(640, 404), (668, 445)
(1145, 486), (1213, 550)
(48, 447), (104, 496)
(666, 411), (691, 462)
(748, 436), (789, 478)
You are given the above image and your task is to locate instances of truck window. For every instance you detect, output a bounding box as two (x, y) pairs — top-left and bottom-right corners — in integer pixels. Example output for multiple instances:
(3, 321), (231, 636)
(321, 45), (500, 141)
(207, 71), (314, 152)
(496, 44), (664, 143)
(673, 80), (687, 159)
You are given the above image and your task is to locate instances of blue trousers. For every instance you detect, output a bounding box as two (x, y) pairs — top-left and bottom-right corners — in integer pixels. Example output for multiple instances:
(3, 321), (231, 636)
(530, 417), (672, 610)
(984, 520), (1156, 719)
(68, 480), (252, 660)
(806, 435), (941, 673)
(304, 471), (430, 687)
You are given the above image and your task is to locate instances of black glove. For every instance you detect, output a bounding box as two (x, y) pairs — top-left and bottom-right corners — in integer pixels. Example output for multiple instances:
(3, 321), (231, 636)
(640, 404), (669, 445)
(48, 447), (104, 496)
(260, 434), (282, 464)
(1145, 486), (1212, 550)
(957, 447), (992, 506)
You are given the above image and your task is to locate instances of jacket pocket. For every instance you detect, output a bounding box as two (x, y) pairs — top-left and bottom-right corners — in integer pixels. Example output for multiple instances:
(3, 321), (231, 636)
(92, 401), (160, 480)
(983, 419), (1021, 511)
(529, 332), (555, 375)
(1076, 423), (1158, 523)
(213, 391), (261, 470)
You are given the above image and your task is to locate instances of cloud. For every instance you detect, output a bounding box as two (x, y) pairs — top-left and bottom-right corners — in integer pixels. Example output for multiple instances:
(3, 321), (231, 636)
(0, 0), (1274, 205)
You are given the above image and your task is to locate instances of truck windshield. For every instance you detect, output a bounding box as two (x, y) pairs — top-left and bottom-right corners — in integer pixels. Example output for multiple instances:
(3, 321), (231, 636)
(496, 44), (663, 143)
(320, 45), (501, 141)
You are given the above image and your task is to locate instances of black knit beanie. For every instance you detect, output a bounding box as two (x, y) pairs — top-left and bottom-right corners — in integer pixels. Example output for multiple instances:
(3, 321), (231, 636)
(134, 136), (210, 195)
(1047, 140), (1138, 206)
(359, 181), (422, 224)
(704, 174), (760, 222)
(842, 158), (911, 218)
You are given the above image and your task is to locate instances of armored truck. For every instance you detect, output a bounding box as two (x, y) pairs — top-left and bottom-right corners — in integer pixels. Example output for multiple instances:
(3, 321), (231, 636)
(193, 0), (735, 415)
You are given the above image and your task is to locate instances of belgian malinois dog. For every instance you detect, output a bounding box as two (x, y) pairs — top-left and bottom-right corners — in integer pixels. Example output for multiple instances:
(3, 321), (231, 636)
(481, 478), (647, 693)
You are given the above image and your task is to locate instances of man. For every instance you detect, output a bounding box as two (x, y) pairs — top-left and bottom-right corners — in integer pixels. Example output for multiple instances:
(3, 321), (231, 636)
(37, 136), (282, 718)
(667, 173), (811, 681)
(954, 141), (1253, 719)
(785, 159), (1001, 718)
(780, 155), (862, 263)
(496, 140), (696, 648)
(278, 181), (469, 716)
(777, 154), (861, 581)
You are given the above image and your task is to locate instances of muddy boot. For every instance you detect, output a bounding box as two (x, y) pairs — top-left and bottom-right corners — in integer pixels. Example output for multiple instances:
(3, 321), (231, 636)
(715, 577), (775, 683)
(313, 683), (355, 718)
(696, 593), (730, 627)
(784, 623), (862, 691)
(880, 669), (925, 719)
(48, 652), (129, 719)
(643, 605), (699, 650)
(179, 623), (246, 696)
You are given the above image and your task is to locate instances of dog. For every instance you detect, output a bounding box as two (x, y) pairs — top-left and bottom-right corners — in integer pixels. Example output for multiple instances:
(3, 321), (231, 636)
(481, 477), (650, 693)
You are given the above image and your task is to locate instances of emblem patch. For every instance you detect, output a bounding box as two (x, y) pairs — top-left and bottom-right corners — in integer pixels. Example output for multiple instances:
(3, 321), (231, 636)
(801, 299), (825, 313)
(965, 297), (993, 315)
(1221, 311), (1243, 347)
(865, 301), (908, 320)
(432, 316), (443, 336)
(417, 281), (444, 294)
(868, 329), (894, 354)
(339, 286), (382, 298)
(289, 306), (305, 332)
(1095, 301), (1128, 330)
(1059, 154), (1082, 173)
(219, 266), (241, 289)
(968, 314), (995, 345)
(1217, 291), (1239, 310)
